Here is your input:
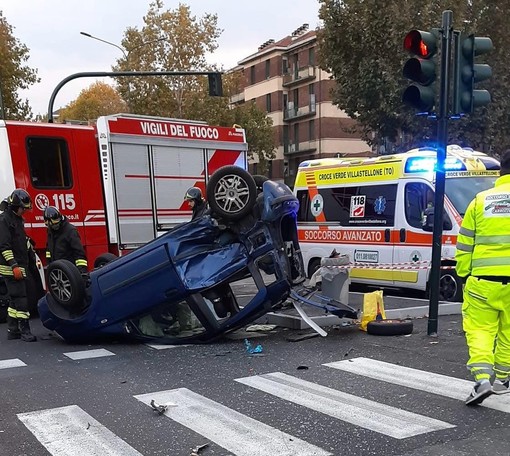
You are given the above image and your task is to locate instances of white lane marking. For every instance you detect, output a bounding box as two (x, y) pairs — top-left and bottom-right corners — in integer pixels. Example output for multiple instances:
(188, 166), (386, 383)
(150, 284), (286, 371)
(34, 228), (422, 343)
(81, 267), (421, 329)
(135, 388), (331, 456)
(324, 357), (510, 413)
(236, 372), (454, 439)
(0, 358), (26, 369)
(17, 405), (142, 456)
(145, 344), (191, 350)
(63, 349), (115, 360)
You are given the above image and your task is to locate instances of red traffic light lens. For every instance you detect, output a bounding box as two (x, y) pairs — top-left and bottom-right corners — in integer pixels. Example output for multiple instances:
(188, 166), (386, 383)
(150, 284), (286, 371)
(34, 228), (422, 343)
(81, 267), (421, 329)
(404, 30), (436, 58)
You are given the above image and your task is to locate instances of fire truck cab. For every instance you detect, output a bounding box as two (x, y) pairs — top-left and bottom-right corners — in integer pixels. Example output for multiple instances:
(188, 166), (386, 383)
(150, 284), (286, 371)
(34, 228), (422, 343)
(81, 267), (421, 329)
(0, 114), (248, 268)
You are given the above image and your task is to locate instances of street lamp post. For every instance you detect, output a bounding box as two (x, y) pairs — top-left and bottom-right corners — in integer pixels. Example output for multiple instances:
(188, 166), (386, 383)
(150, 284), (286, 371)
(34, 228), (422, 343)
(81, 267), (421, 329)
(80, 32), (167, 111)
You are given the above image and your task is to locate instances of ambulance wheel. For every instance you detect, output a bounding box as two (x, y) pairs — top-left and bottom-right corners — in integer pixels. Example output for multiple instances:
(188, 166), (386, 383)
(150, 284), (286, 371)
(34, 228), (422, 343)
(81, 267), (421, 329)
(94, 253), (118, 269)
(47, 260), (85, 310)
(367, 319), (413, 336)
(438, 269), (463, 302)
(207, 165), (257, 221)
(253, 175), (269, 194)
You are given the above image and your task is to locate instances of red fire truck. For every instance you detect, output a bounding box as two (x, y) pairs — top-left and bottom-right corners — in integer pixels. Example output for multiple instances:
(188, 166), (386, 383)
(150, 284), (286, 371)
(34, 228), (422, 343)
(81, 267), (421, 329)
(0, 114), (248, 268)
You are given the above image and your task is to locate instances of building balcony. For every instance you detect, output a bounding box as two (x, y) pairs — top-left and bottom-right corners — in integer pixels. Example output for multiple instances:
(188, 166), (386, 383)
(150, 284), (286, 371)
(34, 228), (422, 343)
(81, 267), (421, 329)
(230, 92), (245, 104)
(284, 102), (317, 122)
(285, 139), (317, 155)
(283, 65), (316, 87)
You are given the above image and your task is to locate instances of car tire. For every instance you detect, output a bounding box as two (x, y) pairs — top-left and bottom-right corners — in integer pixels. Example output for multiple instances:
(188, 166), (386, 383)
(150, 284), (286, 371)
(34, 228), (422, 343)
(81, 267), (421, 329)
(367, 319), (413, 336)
(307, 258), (321, 279)
(252, 175), (269, 194)
(94, 253), (118, 269)
(47, 259), (85, 310)
(438, 269), (463, 302)
(207, 165), (257, 221)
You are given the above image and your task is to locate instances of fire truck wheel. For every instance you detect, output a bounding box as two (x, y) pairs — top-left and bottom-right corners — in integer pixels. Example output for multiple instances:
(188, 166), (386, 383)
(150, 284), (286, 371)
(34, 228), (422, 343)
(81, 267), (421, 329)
(94, 253), (118, 269)
(367, 319), (413, 336)
(207, 165), (257, 221)
(438, 269), (463, 302)
(47, 260), (85, 310)
(252, 175), (269, 194)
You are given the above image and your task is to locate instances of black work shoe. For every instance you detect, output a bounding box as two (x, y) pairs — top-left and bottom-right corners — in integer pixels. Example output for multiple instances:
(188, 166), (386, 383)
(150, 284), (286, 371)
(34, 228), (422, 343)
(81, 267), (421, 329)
(7, 330), (21, 340)
(466, 381), (492, 406)
(20, 332), (37, 342)
(18, 320), (37, 342)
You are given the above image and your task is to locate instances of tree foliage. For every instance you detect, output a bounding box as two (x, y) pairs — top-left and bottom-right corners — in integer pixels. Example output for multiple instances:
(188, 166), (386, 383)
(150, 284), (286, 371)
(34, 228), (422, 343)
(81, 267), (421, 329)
(318, 0), (510, 155)
(57, 82), (127, 123)
(0, 11), (39, 120)
(111, 1), (275, 169)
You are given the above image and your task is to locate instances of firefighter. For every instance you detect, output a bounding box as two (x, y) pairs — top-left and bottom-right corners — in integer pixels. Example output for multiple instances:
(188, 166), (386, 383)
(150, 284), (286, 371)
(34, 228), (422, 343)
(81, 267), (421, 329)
(456, 149), (510, 406)
(43, 206), (88, 274)
(184, 187), (208, 220)
(0, 189), (37, 342)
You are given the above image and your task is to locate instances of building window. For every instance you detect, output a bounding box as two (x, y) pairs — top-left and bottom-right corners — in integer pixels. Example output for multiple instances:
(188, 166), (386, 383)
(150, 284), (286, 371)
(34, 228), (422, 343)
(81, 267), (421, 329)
(309, 47), (315, 65)
(266, 93), (272, 112)
(309, 83), (315, 95)
(293, 123), (299, 146)
(282, 57), (288, 74)
(250, 65), (256, 84)
(265, 59), (270, 79)
(309, 120), (315, 140)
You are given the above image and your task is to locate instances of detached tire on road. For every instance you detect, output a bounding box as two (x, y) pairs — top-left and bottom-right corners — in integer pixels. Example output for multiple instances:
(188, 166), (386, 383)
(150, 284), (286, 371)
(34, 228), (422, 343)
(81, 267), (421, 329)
(47, 259), (85, 310)
(367, 319), (413, 336)
(207, 165), (257, 221)
(94, 252), (118, 269)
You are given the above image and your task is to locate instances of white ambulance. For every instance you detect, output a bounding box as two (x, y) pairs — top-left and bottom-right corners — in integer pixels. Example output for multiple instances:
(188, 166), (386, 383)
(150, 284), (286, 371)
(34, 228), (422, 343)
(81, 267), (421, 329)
(293, 145), (500, 301)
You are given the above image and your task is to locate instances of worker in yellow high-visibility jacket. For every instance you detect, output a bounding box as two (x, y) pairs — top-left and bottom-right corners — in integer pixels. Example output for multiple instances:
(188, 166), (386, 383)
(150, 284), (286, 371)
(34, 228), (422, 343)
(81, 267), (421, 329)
(456, 150), (510, 406)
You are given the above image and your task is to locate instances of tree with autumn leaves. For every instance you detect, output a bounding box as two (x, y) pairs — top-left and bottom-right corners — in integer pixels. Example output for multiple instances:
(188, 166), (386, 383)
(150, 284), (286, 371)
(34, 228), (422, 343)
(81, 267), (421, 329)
(0, 11), (39, 120)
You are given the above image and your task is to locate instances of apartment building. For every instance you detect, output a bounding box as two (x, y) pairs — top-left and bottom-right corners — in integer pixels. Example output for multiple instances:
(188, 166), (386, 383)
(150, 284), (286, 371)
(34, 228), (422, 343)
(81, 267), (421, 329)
(229, 24), (371, 185)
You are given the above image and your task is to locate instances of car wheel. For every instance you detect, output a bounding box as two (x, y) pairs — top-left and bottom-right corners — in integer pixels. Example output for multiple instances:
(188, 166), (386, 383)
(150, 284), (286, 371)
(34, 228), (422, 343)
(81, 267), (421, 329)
(367, 319), (413, 336)
(252, 175), (269, 194)
(438, 269), (463, 302)
(207, 165), (257, 221)
(94, 253), (118, 269)
(47, 260), (85, 310)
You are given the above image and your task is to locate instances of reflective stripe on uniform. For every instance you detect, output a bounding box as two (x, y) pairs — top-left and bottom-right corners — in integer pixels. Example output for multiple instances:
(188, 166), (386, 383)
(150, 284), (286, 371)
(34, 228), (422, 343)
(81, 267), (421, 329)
(472, 257), (510, 268)
(456, 242), (474, 252)
(459, 227), (475, 238)
(75, 259), (88, 267)
(0, 265), (26, 276)
(476, 235), (510, 244)
(2, 250), (14, 261)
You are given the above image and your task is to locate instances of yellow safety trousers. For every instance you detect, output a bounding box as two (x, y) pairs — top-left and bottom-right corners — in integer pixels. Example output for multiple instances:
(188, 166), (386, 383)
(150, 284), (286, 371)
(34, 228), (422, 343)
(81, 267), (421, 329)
(463, 276), (510, 382)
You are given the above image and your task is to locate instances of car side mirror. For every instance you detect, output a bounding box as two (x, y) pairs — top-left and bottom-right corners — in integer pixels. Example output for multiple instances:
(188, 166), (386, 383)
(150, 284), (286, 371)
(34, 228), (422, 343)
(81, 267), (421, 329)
(422, 207), (453, 232)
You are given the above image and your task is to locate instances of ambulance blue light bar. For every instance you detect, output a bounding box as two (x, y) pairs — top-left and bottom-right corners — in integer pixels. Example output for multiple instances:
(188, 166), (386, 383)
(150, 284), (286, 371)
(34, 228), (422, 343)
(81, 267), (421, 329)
(404, 156), (466, 173)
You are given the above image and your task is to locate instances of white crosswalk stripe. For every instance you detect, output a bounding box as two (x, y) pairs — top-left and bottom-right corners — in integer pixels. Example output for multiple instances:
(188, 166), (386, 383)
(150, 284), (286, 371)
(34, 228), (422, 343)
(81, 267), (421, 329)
(324, 357), (510, 414)
(17, 356), (510, 455)
(235, 372), (455, 439)
(0, 358), (26, 369)
(135, 388), (331, 456)
(17, 405), (143, 456)
(63, 348), (116, 360)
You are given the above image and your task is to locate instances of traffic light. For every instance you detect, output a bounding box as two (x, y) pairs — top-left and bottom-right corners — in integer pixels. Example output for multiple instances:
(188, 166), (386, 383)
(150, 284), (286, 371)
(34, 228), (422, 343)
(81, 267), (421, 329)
(453, 34), (493, 115)
(208, 73), (223, 97)
(402, 29), (439, 112)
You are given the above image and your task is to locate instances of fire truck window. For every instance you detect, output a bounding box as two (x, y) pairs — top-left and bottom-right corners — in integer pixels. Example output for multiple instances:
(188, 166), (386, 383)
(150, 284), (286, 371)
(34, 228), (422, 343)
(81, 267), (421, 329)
(26, 137), (72, 189)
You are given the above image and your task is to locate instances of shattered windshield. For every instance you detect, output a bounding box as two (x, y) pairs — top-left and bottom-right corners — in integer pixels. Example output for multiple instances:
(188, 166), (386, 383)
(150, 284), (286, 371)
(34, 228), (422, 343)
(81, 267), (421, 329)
(445, 176), (498, 216)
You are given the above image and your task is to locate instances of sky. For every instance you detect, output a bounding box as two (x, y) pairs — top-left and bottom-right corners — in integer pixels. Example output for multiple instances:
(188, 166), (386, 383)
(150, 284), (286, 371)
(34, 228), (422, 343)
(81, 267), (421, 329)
(2, 0), (321, 117)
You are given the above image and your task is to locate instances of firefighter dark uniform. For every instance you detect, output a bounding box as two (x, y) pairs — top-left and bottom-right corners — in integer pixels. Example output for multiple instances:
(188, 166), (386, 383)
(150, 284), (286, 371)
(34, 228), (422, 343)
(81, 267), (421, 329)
(456, 152), (510, 405)
(44, 206), (88, 273)
(0, 189), (37, 342)
(184, 187), (208, 220)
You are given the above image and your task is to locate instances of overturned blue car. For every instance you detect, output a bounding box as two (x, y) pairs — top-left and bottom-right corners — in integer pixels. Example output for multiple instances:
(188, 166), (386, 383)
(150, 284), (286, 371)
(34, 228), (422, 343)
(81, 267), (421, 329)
(38, 166), (357, 344)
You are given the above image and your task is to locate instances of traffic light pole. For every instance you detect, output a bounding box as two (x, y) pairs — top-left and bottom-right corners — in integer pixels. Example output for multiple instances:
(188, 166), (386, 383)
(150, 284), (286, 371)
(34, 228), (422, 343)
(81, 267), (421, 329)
(427, 10), (453, 336)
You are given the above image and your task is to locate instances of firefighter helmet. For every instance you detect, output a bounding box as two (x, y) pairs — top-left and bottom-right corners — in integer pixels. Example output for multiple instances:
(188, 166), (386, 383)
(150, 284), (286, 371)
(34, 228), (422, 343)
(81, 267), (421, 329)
(43, 206), (63, 229)
(184, 187), (203, 203)
(7, 189), (32, 210)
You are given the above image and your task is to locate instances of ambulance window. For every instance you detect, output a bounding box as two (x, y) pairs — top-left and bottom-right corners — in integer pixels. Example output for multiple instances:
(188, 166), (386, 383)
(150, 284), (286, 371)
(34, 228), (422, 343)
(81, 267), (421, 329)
(405, 183), (429, 228)
(321, 185), (397, 226)
(26, 137), (72, 189)
(296, 190), (312, 221)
